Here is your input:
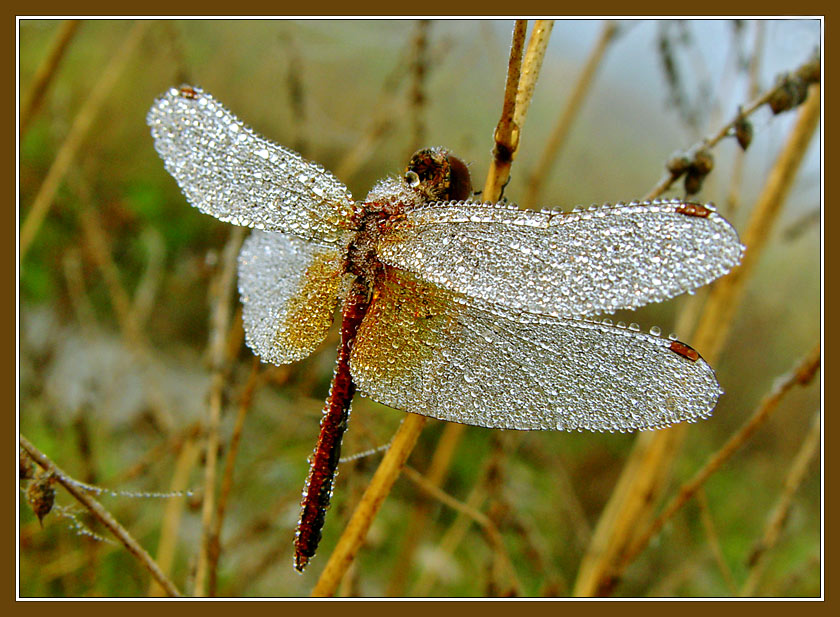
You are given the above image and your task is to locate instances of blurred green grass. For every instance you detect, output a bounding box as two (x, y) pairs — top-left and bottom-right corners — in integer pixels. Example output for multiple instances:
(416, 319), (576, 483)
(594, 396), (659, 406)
(19, 19), (820, 597)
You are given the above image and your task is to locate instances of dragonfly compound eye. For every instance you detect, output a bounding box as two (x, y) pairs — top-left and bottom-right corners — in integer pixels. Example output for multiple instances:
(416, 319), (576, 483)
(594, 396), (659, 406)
(404, 170), (421, 188)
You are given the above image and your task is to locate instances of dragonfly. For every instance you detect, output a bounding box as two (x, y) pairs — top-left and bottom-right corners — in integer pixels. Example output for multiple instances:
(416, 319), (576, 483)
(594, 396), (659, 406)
(147, 85), (744, 572)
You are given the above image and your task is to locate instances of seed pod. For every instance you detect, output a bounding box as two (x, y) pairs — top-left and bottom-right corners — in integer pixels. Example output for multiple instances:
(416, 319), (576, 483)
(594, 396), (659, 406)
(768, 73), (808, 114)
(733, 113), (753, 151)
(666, 151), (691, 177)
(684, 148), (714, 195)
(27, 471), (56, 526)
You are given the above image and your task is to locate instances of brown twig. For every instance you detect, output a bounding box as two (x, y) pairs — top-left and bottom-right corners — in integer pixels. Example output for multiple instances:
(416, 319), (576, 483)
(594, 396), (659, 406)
(693, 83), (820, 361)
(193, 226), (246, 597)
(696, 488), (738, 594)
(513, 20), (554, 140)
(410, 484), (488, 595)
(385, 420), (465, 595)
(739, 410), (821, 596)
(20, 19), (82, 136)
(523, 21), (617, 209)
(19, 435), (183, 597)
(148, 433), (201, 596)
(20, 20), (148, 260)
(403, 465), (522, 595)
(482, 20), (528, 201)
(207, 357), (261, 596)
(644, 55), (819, 201)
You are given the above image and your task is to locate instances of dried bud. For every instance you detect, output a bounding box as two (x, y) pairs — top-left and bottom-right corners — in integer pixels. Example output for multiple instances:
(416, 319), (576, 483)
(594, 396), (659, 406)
(691, 148), (714, 175)
(734, 114), (753, 150)
(20, 449), (34, 481)
(27, 472), (56, 526)
(684, 170), (702, 195)
(768, 73), (808, 114)
(666, 152), (691, 176)
(683, 148), (714, 195)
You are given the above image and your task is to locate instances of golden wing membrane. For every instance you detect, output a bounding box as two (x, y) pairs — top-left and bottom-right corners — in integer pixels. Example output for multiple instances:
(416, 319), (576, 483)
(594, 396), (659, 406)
(350, 268), (722, 431)
(238, 231), (345, 365)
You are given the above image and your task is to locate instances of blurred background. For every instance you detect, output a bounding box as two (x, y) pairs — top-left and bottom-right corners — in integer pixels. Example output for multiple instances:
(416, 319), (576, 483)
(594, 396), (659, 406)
(18, 19), (821, 597)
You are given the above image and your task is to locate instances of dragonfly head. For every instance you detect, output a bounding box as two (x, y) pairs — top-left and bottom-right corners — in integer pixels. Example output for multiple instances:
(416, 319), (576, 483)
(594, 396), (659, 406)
(404, 147), (473, 203)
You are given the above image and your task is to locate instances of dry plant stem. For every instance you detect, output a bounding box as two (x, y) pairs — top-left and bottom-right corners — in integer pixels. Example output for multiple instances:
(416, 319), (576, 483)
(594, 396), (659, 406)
(207, 358), (261, 597)
(193, 227), (245, 597)
(696, 488), (738, 594)
(523, 21), (617, 210)
(19, 435), (183, 597)
(403, 466), (522, 595)
(481, 20), (528, 201)
(739, 410), (821, 597)
(385, 420), (465, 595)
(20, 19), (81, 135)
(20, 20), (148, 260)
(148, 434), (201, 597)
(617, 344), (820, 580)
(573, 82), (821, 598)
(513, 20), (554, 134)
(311, 414), (426, 597)
(573, 427), (684, 596)
(411, 484), (487, 595)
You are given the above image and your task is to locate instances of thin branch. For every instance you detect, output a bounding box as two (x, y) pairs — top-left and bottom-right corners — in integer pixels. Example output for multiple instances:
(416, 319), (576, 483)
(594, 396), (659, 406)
(19, 435), (183, 598)
(402, 466), (522, 595)
(523, 21), (617, 209)
(385, 420), (465, 595)
(20, 20), (148, 260)
(644, 54), (819, 200)
(193, 226), (246, 597)
(739, 411), (821, 597)
(696, 488), (738, 594)
(513, 20), (554, 136)
(481, 20), (528, 201)
(408, 20), (431, 153)
(691, 83), (820, 361)
(148, 433), (201, 596)
(20, 19), (82, 136)
(207, 357), (261, 596)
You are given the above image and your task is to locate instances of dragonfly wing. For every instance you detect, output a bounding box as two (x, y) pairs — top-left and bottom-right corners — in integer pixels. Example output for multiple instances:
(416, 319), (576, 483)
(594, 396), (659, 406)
(350, 269), (721, 431)
(238, 231), (345, 365)
(377, 200), (743, 317)
(148, 86), (355, 245)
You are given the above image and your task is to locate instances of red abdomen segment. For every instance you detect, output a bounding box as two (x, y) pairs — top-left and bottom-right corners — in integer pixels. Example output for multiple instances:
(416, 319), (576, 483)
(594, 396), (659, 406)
(294, 278), (370, 572)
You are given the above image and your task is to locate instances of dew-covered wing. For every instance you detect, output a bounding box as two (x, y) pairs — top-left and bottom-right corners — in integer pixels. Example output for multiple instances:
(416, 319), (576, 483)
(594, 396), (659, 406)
(238, 231), (346, 365)
(376, 200), (743, 317)
(148, 86), (355, 245)
(350, 268), (722, 431)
